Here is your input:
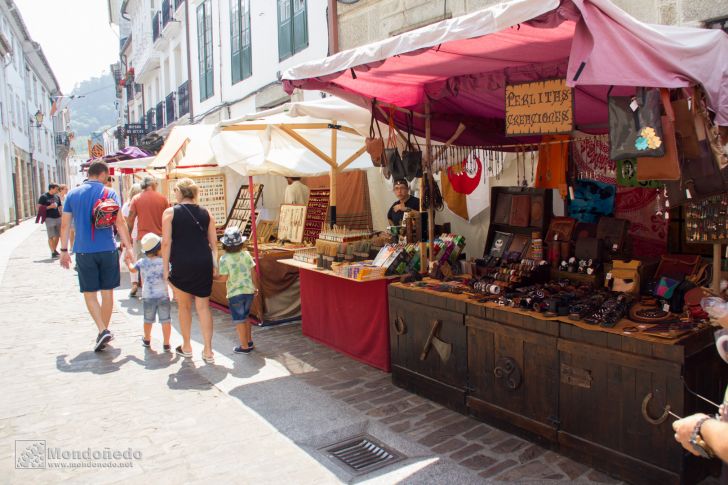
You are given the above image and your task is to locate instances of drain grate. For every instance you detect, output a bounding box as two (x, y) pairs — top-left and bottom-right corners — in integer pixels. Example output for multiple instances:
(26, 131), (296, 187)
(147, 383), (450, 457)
(321, 434), (404, 475)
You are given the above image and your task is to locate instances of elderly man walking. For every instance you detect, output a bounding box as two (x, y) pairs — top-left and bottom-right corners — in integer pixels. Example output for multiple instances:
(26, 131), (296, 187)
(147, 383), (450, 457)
(59, 160), (134, 351)
(126, 175), (169, 297)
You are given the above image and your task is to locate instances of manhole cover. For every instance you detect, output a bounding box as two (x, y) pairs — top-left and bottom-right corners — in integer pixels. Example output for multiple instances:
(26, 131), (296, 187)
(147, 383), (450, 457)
(320, 434), (404, 475)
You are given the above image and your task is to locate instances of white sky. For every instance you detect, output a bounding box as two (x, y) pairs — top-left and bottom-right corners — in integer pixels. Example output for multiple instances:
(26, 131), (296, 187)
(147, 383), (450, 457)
(14, 0), (119, 94)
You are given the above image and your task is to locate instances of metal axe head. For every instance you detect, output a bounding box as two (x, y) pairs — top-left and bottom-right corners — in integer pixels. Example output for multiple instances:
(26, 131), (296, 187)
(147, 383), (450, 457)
(431, 335), (452, 362)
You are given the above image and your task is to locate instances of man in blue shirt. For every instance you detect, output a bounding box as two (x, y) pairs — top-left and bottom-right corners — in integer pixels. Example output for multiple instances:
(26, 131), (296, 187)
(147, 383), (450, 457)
(59, 160), (135, 351)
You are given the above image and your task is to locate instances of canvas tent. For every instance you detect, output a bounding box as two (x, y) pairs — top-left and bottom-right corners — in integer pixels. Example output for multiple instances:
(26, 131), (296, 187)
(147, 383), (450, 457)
(282, 0), (728, 146)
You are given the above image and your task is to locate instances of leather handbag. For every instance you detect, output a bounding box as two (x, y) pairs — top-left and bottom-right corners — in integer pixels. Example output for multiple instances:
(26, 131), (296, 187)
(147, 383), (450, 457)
(365, 111), (385, 167)
(671, 96), (701, 159)
(637, 102), (680, 181)
(695, 85), (728, 170)
(575, 237), (603, 261)
(609, 87), (666, 161)
(401, 113), (423, 181)
(509, 195), (531, 227)
(384, 111), (403, 179)
(596, 217), (630, 254)
(654, 254), (701, 281)
(493, 193), (512, 225)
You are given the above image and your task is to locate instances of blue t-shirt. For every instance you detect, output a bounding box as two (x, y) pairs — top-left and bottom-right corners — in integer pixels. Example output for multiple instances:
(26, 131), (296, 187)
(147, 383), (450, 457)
(133, 257), (168, 299)
(63, 181), (120, 254)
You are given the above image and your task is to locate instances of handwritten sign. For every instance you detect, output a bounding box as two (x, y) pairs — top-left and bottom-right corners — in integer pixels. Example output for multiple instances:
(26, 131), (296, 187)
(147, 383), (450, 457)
(505, 79), (574, 136)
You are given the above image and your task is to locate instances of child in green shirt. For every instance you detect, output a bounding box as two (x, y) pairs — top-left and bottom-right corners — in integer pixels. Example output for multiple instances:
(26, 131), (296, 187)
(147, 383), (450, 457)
(216, 227), (257, 354)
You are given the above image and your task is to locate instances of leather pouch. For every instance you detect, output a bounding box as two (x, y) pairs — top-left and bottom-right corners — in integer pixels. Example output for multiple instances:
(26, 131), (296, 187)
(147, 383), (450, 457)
(494, 193), (512, 225)
(575, 237), (603, 261)
(597, 217), (630, 254)
(545, 216), (576, 243)
(509, 195), (531, 227)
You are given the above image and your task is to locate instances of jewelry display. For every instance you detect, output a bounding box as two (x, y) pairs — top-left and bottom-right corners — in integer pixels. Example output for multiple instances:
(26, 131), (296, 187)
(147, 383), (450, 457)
(278, 204), (307, 243)
(168, 175), (228, 227)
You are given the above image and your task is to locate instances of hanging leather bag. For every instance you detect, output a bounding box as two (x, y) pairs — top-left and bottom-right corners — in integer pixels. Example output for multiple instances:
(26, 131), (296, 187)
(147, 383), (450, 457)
(365, 106), (385, 167)
(637, 89), (681, 181)
(694, 85), (728, 170)
(384, 110), (405, 181)
(609, 87), (666, 161)
(401, 113), (423, 181)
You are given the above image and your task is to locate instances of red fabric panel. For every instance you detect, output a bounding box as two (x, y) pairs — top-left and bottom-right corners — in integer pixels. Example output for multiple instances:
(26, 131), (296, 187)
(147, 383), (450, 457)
(299, 269), (391, 372)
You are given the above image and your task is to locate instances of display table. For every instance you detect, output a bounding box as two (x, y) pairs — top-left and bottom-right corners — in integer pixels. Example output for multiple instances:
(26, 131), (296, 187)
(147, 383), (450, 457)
(388, 281), (726, 485)
(280, 259), (395, 371)
(211, 247), (303, 325)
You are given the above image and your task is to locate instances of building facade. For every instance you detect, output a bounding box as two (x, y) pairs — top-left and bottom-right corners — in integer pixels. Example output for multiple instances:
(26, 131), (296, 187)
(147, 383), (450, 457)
(334, 0), (728, 51)
(0, 0), (67, 227)
(110, 0), (330, 147)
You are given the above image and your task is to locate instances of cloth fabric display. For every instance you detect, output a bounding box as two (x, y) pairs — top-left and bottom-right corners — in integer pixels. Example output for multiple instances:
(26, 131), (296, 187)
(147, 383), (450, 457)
(568, 179), (616, 223)
(614, 187), (668, 259)
(572, 132), (616, 184)
(440, 151), (490, 221)
(535, 134), (570, 198)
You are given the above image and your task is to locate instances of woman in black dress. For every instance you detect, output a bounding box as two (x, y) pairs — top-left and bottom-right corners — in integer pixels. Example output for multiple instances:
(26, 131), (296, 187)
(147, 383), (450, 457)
(161, 178), (218, 363)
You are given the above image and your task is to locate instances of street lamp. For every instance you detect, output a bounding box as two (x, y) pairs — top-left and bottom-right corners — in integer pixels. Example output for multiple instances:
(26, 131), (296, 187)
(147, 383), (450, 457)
(28, 110), (45, 210)
(32, 110), (43, 128)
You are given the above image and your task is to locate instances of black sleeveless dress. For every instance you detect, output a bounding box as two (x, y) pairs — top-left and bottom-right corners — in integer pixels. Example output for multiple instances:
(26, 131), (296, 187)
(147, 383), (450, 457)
(169, 204), (213, 297)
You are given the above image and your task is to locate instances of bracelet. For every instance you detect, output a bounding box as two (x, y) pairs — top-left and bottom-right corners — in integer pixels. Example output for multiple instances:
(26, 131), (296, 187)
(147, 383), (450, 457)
(60, 248), (68, 252)
(690, 417), (715, 459)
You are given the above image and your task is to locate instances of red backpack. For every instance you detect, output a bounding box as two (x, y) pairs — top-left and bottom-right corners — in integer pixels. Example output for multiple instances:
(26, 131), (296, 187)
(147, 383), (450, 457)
(91, 188), (119, 239)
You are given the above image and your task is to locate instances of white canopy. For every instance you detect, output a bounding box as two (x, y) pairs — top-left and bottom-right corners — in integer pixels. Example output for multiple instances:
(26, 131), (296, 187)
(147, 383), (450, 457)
(153, 124), (217, 169)
(109, 156), (157, 170)
(211, 97), (376, 177)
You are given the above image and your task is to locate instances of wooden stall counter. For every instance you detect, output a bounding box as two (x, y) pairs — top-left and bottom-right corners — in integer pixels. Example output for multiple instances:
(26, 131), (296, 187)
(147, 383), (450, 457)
(279, 258), (397, 371)
(388, 280), (726, 485)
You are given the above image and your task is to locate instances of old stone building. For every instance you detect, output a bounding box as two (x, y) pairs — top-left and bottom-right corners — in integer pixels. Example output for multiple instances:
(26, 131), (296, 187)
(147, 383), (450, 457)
(334, 0), (728, 51)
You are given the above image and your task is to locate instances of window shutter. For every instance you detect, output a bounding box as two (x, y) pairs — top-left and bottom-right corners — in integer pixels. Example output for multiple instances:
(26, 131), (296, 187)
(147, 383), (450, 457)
(293, 0), (308, 54)
(278, 0), (292, 60)
(197, 3), (207, 100)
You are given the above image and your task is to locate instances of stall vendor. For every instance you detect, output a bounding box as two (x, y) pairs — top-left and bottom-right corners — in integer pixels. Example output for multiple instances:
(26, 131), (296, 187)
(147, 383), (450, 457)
(284, 177), (310, 205)
(387, 179), (423, 227)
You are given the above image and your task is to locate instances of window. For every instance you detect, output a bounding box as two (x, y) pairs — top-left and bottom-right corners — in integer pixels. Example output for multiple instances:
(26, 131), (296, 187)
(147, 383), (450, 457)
(230, 0), (252, 84)
(277, 0), (307, 61)
(197, 0), (214, 101)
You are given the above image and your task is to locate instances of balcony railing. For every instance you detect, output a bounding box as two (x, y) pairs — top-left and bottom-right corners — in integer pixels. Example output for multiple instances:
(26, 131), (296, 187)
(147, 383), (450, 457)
(146, 108), (155, 132)
(55, 133), (70, 146)
(165, 92), (176, 124)
(156, 101), (165, 129)
(152, 11), (161, 42)
(175, 0), (185, 10)
(177, 80), (189, 117)
(162, 0), (171, 27)
(125, 83), (134, 101)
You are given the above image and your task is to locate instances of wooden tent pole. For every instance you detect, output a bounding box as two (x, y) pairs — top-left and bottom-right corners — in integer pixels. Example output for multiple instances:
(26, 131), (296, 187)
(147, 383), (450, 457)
(248, 176), (260, 278)
(425, 101), (435, 264)
(713, 243), (722, 293)
(330, 122), (338, 227)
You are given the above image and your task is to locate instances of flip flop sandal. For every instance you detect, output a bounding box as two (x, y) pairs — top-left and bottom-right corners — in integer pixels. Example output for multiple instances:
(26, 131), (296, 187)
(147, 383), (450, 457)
(175, 346), (193, 358)
(202, 353), (215, 364)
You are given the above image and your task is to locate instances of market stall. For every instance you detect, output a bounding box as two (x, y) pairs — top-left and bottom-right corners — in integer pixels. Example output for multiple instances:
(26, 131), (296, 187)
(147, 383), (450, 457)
(282, 1), (728, 483)
(212, 97), (402, 354)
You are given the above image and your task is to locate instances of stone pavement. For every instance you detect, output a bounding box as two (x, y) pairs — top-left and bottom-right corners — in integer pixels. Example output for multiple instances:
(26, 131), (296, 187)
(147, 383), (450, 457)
(0, 222), (700, 484)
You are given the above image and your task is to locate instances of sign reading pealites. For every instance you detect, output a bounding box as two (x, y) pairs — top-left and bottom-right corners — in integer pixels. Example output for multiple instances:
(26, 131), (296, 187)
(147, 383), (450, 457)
(505, 79), (574, 136)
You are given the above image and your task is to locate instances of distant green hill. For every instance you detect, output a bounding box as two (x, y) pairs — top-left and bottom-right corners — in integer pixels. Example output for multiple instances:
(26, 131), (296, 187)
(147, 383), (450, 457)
(67, 73), (117, 139)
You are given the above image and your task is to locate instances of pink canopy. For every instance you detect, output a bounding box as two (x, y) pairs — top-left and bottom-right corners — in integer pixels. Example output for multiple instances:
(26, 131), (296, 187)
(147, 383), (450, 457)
(283, 0), (728, 145)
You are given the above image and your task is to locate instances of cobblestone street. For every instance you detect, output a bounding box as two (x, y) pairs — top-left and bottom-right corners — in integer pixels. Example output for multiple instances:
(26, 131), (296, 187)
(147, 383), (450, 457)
(0, 221), (637, 483)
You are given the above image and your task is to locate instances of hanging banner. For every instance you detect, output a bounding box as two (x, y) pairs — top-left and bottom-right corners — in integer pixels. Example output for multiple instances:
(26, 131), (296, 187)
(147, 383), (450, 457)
(505, 79), (574, 136)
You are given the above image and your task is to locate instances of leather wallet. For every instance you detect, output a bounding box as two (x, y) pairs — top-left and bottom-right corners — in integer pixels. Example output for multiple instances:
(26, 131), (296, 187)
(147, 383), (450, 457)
(494, 193), (512, 225)
(654, 254), (701, 281)
(530, 195), (544, 227)
(505, 233), (530, 260)
(545, 217), (576, 243)
(596, 217), (630, 253)
(509, 195), (531, 227)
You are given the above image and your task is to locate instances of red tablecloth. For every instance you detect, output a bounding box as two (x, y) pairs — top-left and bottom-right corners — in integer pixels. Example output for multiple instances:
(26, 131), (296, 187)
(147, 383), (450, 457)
(299, 268), (391, 372)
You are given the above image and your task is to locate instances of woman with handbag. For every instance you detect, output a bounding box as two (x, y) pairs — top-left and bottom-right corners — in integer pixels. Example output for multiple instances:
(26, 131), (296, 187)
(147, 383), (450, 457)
(161, 178), (218, 363)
